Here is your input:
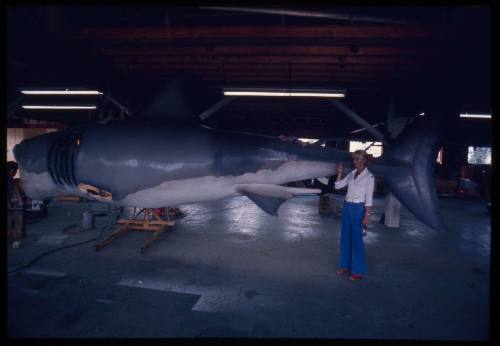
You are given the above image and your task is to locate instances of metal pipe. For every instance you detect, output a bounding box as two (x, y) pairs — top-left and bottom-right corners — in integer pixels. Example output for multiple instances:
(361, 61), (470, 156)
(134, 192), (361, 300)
(105, 95), (132, 117)
(350, 122), (384, 134)
(200, 6), (415, 25)
(199, 97), (234, 120)
(330, 99), (389, 146)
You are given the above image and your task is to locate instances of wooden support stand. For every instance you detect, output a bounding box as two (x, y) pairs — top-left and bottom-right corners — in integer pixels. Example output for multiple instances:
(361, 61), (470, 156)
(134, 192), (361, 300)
(95, 208), (175, 253)
(57, 195), (82, 202)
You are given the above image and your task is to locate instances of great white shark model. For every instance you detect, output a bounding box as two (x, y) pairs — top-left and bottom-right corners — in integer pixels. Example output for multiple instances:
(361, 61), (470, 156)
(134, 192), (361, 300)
(13, 77), (446, 231)
(13, 119), (445, 231)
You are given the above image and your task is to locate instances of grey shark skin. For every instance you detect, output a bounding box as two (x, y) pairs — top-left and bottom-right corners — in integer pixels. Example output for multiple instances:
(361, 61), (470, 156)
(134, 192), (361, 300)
(13, 117), (446, 231)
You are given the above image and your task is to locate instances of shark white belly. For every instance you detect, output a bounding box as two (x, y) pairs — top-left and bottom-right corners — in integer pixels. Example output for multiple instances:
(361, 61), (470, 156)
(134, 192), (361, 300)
(119, 160), (337, 207)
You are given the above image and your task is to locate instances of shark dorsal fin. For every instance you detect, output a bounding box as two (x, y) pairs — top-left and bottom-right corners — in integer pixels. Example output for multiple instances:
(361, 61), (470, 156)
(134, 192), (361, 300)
(141, 72), (219, 122)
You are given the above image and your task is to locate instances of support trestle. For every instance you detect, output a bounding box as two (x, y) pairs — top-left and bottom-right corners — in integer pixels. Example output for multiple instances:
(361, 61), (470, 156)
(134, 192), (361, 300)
(95, 208), (175, 253)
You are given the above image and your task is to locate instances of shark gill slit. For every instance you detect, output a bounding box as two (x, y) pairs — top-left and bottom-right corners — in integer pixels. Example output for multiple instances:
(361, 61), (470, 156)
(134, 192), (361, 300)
(47, 134), (79, 188)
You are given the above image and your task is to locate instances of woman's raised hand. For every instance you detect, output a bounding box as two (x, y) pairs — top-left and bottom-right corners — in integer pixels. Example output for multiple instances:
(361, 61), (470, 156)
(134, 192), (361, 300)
(337, 161), (344, 175)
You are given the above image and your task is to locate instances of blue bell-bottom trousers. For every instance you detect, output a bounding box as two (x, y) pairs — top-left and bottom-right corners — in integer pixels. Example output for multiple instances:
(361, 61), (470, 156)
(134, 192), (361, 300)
(339, 201), (367, 275)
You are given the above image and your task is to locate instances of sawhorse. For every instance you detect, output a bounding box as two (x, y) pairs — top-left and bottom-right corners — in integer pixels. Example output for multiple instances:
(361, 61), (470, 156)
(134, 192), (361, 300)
(95, 208), (175, 253)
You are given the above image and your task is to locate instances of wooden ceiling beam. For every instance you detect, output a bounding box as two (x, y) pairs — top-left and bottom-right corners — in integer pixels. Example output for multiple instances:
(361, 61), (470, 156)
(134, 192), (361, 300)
(71, 25), (463, 41)
(97, 45), (445, 57)
(119, 68), (422, 78)
(114, 62), (426, 72)
(204, 74), (422, 83)
(126, 72), (415, 84)
(110, 55), (438, 65)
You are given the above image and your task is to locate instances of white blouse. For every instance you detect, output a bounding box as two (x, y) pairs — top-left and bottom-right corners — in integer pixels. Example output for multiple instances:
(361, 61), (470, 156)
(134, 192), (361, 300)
(334, 167), (375, 207)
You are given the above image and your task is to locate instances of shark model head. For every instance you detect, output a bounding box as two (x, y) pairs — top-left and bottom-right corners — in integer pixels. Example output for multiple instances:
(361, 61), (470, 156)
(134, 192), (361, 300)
(13, 130), (84, 201)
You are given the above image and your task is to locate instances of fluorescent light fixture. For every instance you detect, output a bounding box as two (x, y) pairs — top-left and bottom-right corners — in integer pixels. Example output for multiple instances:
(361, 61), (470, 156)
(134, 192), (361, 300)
(22, 105), (97, 110)
(223, 88), (345, 98)
(224, 91), (345, 97)
(21, 89), (103, 95)
(459, 113), (491, 119)
(419, 112), (425, 116)
(291, 92), (344, 97)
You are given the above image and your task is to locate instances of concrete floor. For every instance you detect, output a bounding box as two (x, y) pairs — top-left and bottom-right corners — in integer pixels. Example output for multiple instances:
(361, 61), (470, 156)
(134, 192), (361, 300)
(7, 194), (490, 339)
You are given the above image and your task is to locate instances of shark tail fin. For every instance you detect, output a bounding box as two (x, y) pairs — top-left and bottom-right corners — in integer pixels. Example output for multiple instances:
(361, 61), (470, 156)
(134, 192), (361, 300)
(370, 116), (446, 231)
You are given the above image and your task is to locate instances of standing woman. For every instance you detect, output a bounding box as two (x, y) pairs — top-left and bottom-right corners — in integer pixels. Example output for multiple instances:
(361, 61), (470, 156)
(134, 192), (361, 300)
(334, 150), (375, 281)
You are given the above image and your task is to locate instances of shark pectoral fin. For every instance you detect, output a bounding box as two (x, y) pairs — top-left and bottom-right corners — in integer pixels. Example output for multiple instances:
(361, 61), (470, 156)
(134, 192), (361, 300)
(244, 193), (288, 216)
(235, 184), (322, 216)
(235, 184), (294, 216)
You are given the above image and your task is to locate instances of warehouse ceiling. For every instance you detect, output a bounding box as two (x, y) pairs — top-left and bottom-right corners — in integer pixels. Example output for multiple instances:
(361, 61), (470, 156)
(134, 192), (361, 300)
(6, 5), (491, 144)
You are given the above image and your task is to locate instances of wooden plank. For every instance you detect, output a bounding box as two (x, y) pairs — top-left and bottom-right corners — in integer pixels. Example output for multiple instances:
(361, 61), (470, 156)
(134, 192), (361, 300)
(126, 69), (423, 78)
(95, 225), (130, 251)
(56, 195), (81, 202)
(93, 208), (176, 252)
(99, 45), (443, 57)
(140, 227), (167, 253)
(110, 55), (435, 65)
(117, 219), (174, 226)
(129, 226), (167, 232)
(128, 73), (415, 83)
(71, 25), (460, 41)
(113, 62), (427, 72)
(121, 74), (413, 85)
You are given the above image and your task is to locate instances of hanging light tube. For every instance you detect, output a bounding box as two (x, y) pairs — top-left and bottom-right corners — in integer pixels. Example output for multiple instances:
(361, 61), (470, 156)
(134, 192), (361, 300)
(459, 113), (491, 119)
(223, 88), (345, 98)
(22, 105), (97, 110)
(21, 89), (103, 95)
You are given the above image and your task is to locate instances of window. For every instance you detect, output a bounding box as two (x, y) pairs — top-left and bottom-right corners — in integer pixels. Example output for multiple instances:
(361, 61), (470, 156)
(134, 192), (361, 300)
(298, 138), (326, 147)
(467, 146), (491, 165)
(298, 138), (319, 145)
(349, 141), (383, 158)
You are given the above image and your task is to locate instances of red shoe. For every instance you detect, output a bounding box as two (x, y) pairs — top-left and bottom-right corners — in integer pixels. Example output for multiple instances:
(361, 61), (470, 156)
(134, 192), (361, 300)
(336, 268), (349, 276)
(349, 274), (363, 281)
